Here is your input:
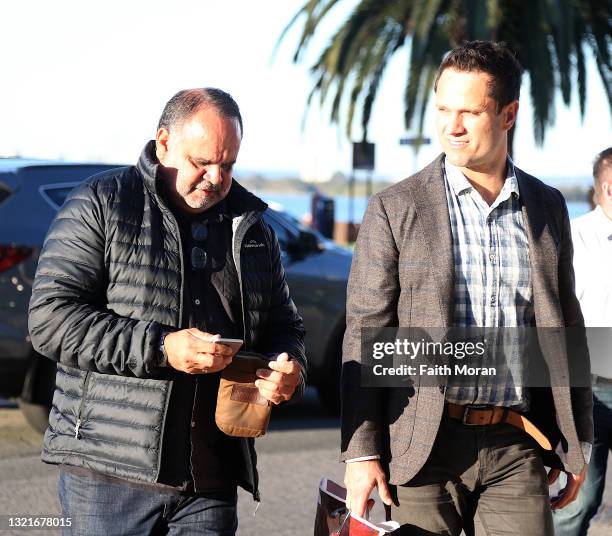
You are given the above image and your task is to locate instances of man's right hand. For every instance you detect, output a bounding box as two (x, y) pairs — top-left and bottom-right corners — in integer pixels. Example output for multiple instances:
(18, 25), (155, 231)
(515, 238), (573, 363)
(344, 459), (393, 517)
(164, 329), (237, 374)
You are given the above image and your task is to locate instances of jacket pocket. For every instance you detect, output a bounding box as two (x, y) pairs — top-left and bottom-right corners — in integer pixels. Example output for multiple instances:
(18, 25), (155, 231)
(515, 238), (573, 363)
(387, 387), (417, 458)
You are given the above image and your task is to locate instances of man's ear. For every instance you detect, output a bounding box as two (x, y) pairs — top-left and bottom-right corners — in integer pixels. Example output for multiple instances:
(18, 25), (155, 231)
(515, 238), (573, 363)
(502, 101), (519, 131)
(155, 127), (170, 162)
(603, 180), (612, 202)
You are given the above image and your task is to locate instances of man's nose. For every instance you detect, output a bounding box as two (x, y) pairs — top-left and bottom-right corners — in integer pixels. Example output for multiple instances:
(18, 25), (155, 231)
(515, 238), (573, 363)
(205, 166), (223, 185)
(448, 113), (465, 134)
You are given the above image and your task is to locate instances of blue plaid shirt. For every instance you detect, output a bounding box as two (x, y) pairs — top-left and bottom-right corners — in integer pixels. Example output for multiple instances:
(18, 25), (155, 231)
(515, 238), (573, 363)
(443, 157), (534, 409)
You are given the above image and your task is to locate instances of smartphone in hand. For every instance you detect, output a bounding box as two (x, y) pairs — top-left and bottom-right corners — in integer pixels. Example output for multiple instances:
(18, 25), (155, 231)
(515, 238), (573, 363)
(213, 338), (244, 353)
(190, 332), (244, 353)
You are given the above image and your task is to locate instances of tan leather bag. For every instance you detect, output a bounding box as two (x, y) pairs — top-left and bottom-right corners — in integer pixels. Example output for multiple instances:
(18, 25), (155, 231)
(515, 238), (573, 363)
(215, 352), (272, 438)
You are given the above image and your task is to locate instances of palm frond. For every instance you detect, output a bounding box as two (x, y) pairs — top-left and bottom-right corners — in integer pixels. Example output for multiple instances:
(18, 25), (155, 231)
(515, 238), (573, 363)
(464, 0), (494, 40)
(345, 21), (405, 137)
(573, 14), (588, 116)
(278, 0), (612, 149)
(581, 0), (612, 112)
(547, 0), (575, 104)
(522, 0), (556, 143)
(276, 0), (343, 62)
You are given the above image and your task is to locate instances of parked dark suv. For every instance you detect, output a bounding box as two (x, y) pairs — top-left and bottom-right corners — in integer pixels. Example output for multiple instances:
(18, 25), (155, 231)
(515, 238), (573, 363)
(0, 159), (350, 432)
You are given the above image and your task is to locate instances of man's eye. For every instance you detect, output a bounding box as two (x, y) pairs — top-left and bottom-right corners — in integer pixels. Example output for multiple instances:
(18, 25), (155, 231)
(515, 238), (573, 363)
(222, 164), (234, 172)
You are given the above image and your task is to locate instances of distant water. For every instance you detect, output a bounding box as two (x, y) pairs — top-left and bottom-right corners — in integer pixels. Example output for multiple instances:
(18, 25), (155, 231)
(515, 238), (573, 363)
(566, 202), (591, 219)
(261, 192), (590, 223)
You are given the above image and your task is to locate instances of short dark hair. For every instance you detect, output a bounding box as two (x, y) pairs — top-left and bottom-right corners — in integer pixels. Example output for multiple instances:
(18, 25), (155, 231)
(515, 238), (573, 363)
(593, 147), (612, 190)
(434, 41), (522, 113)
(157, 88), (243, 137)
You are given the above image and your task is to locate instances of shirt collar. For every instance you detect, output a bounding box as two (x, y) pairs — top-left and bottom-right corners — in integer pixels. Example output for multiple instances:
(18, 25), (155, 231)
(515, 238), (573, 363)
(444, 156), (520, 200)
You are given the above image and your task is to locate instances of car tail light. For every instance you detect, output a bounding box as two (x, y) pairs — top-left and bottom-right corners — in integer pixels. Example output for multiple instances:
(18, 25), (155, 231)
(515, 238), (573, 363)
(0, 245), (33, 273)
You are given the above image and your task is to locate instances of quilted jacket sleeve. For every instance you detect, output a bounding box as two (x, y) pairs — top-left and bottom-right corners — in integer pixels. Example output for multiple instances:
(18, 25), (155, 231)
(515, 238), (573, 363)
(28, 180), (169, 378)
(261, 224), (307, 401)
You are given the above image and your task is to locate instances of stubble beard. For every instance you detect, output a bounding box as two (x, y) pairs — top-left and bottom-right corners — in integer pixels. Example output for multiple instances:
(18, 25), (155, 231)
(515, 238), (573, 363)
(444, 147), (472, 169)
(181, 182), (225, 212)
(185, 191), (219, 211)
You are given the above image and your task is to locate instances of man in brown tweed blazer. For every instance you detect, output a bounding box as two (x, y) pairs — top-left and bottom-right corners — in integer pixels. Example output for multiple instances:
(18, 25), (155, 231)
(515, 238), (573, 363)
(341, 41), (593, 535)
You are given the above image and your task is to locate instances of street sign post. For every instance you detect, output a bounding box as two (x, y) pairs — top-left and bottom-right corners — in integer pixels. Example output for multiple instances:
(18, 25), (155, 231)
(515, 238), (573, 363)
(399, 137), (431, 146)
(352, 142), (375, 170)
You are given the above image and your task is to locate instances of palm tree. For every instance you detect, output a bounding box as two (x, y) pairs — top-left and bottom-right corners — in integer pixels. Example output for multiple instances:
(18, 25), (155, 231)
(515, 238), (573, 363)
(279, 0), (611, 149)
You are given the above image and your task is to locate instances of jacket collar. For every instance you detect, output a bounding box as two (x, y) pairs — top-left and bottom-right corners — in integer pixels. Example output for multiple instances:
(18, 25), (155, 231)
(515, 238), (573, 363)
(137, 140), (160, 195)
(444, 156), (520, 204)
(407, 154), (455, 327)
(225, 179), (268, 219)
(515, 167), (563, 328)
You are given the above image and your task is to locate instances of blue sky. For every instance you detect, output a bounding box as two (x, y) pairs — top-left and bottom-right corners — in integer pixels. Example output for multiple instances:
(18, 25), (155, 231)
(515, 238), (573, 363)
(2, 0), (610, 186)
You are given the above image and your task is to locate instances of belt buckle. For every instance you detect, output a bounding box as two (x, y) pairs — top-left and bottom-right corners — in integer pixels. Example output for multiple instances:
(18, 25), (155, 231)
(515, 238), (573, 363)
(462, 406), (477, 425)
(461, 405), (493, 425)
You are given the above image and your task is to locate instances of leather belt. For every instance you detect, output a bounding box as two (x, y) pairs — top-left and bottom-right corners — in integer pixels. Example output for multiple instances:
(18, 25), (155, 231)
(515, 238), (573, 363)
(446, 403), (552, 451)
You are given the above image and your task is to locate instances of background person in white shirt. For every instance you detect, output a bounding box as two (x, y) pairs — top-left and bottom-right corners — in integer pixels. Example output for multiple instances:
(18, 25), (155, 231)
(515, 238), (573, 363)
(554, 147), (612, 536)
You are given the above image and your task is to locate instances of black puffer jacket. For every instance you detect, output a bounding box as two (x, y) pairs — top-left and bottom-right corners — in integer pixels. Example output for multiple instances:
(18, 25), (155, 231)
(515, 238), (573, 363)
(28, 143), (306, 499)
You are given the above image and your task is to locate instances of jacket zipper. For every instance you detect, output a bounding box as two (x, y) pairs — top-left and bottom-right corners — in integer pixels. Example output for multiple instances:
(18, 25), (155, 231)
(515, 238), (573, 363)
(232, 214), (261, 352)
(74, 371), (91, 439)
(153, 198), (181, 480)
(232, 214), (264, 503)
(232, 218), (247, 350)
(159, 190), (263, 502)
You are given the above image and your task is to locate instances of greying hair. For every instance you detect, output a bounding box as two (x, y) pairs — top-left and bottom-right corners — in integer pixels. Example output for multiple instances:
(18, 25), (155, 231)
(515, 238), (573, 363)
(593, 147), (612, 191)
(434, 41), (522, 114)
(157, 88), (243, 137)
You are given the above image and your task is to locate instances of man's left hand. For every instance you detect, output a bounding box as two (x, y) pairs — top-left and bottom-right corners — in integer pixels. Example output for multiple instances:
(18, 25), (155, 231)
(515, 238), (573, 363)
(548, 465), (588, 510)
(255, 352), (302, 405)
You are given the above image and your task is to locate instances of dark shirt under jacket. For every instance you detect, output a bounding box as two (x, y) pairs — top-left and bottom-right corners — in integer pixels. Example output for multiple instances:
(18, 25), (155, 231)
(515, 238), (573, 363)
(157, 198), (246, 494)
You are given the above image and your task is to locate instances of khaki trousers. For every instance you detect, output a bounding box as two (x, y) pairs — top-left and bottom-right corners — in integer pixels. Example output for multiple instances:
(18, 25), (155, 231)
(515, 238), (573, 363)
(390, 412), (553, 535)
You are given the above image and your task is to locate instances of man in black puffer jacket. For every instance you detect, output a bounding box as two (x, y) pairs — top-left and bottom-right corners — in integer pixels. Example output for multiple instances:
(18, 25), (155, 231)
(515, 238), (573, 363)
(28, 88), (306, 535)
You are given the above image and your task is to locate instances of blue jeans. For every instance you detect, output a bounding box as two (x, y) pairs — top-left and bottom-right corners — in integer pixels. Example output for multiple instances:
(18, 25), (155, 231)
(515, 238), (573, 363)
(553, 383), (612, 535)
(58, 469), (238, 536)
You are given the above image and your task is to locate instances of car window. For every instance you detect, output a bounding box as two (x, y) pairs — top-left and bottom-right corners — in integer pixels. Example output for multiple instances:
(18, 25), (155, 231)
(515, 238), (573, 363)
(273, 208), (328, 244)
(39, 183), (79, 210)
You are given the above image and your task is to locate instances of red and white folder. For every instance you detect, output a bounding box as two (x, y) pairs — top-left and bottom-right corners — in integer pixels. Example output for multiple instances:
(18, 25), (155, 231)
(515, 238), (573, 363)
(314, 477), (400, 535)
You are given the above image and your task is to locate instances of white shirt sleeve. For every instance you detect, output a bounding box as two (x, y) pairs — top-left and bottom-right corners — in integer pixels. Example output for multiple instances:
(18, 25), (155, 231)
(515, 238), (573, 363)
(345, 455), (381, 463)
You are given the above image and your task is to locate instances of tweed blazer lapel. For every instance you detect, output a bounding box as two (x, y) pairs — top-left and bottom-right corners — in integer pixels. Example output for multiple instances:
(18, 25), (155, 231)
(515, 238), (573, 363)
(516, 168), (573, 390)
(409, 156), (455, 328)
(516, 169), (564, 328)
(408, 160), (564, 330)
(515, 169), (584, 464)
